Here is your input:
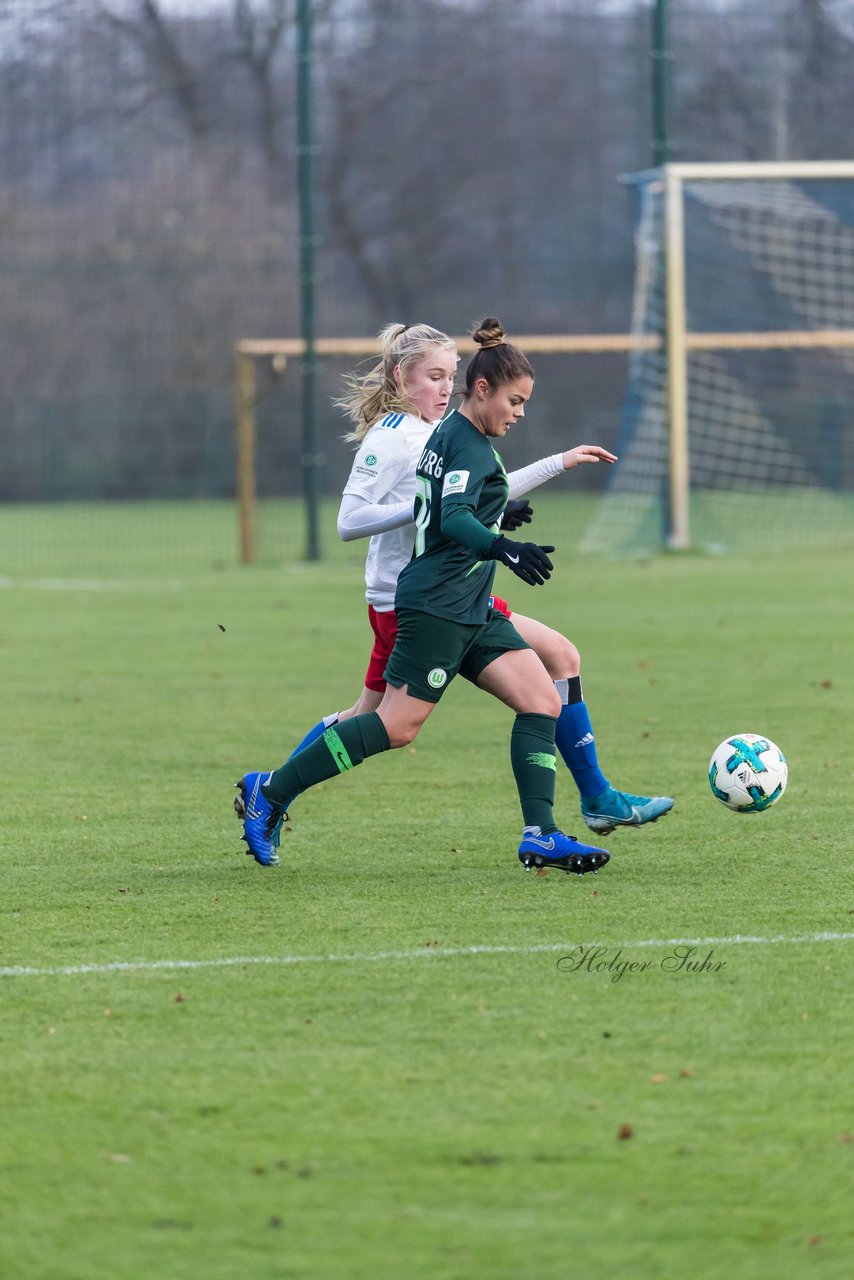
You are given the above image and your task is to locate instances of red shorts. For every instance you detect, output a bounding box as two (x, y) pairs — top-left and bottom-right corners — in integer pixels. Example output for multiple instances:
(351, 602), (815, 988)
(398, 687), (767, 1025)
(364, 597), (512, 693)
(364, 606), (399, 692)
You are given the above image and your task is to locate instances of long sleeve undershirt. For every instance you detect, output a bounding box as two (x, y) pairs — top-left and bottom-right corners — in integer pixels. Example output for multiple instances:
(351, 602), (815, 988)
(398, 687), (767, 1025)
(336, 452), (564, 543)
(337, 493), (413, 541)
(506, 453), (564, 500)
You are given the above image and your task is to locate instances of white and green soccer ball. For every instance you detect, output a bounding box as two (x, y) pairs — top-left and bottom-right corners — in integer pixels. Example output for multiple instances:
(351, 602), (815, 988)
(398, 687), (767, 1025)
(708, 733), (788, 813)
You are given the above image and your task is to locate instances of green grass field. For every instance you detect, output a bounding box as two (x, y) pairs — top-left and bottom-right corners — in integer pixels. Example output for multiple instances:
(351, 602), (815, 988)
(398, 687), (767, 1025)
(2, 501), (853, 1279)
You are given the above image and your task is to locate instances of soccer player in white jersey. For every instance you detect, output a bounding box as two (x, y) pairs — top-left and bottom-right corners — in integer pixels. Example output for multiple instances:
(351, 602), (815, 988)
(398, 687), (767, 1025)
(236, 322), (673, 865)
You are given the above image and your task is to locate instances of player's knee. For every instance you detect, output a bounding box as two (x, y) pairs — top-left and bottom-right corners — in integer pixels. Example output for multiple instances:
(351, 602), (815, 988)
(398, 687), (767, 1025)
(542, 684), (563, 717)
(552, 635), (580, 679)
(386, 720), (420, 749)
(524, 683), (562, 718)
(377, 703), (423, 748)
(536, 632), (580, 680)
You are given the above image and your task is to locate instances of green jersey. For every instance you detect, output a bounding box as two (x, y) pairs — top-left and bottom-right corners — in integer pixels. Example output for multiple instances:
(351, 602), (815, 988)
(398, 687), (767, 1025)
(394, 410), (509, 624)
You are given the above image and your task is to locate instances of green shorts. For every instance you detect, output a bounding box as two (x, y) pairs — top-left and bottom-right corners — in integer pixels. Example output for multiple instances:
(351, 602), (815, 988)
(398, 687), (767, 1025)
(384, 608), (530, 703)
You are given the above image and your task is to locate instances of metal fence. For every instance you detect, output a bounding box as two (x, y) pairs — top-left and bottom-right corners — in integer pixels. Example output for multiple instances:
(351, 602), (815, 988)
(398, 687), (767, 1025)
(2, 0), (852, 564)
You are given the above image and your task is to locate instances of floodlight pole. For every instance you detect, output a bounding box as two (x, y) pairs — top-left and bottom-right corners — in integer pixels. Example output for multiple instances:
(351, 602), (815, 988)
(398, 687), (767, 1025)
(297, 0), (321, 560)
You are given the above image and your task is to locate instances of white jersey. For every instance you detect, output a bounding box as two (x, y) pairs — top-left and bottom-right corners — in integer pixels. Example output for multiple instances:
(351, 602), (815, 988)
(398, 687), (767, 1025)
(341, 411), (433, 611)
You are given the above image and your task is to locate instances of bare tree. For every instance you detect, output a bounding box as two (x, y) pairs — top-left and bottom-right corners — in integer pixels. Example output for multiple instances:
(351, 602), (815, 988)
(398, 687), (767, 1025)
(2, 0), (854, 502)
(94, 0), (212, 136)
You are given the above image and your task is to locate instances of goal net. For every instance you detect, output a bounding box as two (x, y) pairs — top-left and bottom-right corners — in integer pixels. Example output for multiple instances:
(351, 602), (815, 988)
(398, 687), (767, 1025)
(582, 163), (854, 556)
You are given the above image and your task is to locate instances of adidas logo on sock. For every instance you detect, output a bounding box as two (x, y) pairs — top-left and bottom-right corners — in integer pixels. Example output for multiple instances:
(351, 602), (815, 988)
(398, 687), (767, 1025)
(574, 732), (595, 749)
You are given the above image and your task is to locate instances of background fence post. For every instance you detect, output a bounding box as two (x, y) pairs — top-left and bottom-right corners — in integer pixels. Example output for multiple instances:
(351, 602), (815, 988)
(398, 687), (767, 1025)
(297, 0), (321, 561)
(651, 0), (672, 167)
(235, 346), (257, 565)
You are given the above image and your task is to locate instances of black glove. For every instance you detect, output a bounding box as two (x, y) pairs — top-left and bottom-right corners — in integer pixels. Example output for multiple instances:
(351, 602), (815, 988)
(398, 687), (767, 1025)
(501, 498), (533, 531)
(488, 535), (555, 586)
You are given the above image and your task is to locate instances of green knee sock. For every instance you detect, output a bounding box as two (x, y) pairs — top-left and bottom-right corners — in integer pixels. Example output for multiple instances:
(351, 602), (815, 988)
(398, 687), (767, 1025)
(263, 712), (390, 806)
(510, 712), (558, 832)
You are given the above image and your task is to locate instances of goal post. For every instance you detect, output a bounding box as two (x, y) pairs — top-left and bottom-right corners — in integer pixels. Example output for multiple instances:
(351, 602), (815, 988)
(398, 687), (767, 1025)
(664, 164), (690, 549)
(583, 160), (854, 556)
(236, 162), (854, 565)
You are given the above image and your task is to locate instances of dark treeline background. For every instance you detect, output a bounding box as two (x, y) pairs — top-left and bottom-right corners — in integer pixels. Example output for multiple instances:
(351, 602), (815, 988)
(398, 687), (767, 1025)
(2, 0), (854, 503)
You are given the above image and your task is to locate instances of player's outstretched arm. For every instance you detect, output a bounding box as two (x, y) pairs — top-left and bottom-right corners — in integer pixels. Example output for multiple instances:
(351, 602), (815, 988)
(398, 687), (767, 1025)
(506, 445), (617, 501)
(560, 444), (618, 469)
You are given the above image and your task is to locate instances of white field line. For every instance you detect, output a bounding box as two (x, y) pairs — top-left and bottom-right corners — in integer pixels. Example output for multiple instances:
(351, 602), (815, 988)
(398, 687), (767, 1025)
(2, 932), (854, 979)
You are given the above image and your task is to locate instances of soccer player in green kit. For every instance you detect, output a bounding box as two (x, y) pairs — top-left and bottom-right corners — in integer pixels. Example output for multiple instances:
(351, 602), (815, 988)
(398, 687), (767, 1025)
(236, 318), (617, 876)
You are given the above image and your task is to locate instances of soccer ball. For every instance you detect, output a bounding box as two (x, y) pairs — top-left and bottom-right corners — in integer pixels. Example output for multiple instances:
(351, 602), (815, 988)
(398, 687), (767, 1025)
(708, 733), (788, 813)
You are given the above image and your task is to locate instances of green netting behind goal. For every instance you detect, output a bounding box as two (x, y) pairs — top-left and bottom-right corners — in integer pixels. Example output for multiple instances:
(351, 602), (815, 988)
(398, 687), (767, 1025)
(582, 167), (854, 556)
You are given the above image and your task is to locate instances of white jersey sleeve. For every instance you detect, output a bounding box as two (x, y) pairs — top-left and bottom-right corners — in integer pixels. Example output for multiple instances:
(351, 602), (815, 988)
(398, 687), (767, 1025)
(506, 453), (564, 500)
(337, 491), (413, 541)
(341, 416), (412, 501)
(339, 411), (435, 612)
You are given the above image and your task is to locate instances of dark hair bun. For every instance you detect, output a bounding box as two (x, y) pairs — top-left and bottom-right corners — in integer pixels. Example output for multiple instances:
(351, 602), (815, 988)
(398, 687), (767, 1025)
(472, 317), (504, 349)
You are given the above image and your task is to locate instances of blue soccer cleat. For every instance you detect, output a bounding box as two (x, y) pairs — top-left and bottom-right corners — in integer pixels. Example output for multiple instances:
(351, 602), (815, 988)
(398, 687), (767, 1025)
(234, 771), (285, 867)
(581, 786), (674, 836)
(518, 830), (610, 876)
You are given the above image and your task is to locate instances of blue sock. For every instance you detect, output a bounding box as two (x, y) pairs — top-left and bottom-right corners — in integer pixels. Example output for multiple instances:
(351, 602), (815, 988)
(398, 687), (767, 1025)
(553, 679), (608, 801)
(287, 717), (331, 760)
(282, 713), (338, 808)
